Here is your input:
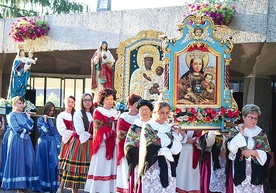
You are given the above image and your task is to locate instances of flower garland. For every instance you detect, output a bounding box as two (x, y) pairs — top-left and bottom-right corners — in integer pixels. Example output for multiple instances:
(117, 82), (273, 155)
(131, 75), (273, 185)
(172, 106), (240, 125)
(187, 3), (236, 26)
(9, 17), (50, 42)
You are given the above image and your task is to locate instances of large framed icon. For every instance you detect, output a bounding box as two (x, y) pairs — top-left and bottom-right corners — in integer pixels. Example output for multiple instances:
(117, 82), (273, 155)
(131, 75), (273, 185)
(114, 30), (164, 101)
(161, 12), (238, 130)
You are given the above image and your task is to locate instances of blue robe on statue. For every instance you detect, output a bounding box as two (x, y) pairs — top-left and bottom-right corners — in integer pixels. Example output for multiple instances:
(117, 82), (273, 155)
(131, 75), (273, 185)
(36, 117), (60, 192)
(7, 58), (30, 99)
(1, 111), (41, 191)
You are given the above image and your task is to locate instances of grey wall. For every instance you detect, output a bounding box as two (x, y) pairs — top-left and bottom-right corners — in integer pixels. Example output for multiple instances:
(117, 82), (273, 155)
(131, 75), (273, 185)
(0, 0), (276, 53)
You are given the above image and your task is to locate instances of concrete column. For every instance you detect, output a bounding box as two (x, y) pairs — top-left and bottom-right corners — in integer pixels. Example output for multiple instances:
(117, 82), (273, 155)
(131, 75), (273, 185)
(0, 54), (4, 97)
(243, 74), (272, 136)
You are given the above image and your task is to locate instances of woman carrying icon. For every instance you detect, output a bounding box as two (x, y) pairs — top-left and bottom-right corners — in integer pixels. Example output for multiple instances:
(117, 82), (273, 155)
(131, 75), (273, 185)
(227, 104), (271, 193)
(137, 101), (183, 192)
(85, 88), (119, 193)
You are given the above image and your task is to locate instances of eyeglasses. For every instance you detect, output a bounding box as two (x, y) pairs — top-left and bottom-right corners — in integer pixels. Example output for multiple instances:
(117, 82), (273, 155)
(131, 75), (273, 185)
(83, 99), (92, 103)
(246, 115), (258, 121)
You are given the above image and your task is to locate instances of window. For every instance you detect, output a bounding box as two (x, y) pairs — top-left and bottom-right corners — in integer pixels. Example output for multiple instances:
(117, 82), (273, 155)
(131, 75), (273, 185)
(75, 79), (84, 108)
(85, 79), (91, 94)
(32, 77), (45, 107)
(97, 0), (111, 11)
(229, 81), (244, 92)
(29, 76), (91, 108)
(272, 81), (276, 93)
(64, 79), (75, 105)
(46, 78), (61, 107)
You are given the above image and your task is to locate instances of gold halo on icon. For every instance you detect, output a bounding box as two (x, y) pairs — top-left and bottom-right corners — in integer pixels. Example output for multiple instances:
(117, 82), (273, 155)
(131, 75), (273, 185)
(204, 66), (216, 80)
(137, 45), (162, 70)
(185, 50), (209, 69)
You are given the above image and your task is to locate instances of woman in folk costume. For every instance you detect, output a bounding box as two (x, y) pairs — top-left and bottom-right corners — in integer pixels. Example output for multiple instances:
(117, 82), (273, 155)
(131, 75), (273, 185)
(176, 130), (201, 193)
(1, 96), (40, 193)
(124, 99), (153, 193)
(56, 95), (76, 193)
(116, 94), (142, 193)
(91, 40), (115, 103)
(198, 130), (215, 193)
(0, 116), (5, 172)
(137, 101), (183, 193)
(36, 102), (60, 193)
(227, 104), (271, 193)
(60, 93), (94, 193)
(199, 131), (233, 193)
(85, 88), (120, 193)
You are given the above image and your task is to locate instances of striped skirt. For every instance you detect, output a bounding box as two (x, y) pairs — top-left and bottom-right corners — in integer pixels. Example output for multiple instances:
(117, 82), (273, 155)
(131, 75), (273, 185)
(60, 137), (93, 189)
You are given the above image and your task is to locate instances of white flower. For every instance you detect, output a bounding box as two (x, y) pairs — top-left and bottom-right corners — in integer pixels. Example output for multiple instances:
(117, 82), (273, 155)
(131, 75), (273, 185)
(177, 116), (184, 122)
(183, 115), (190, 121)
(180, 108), (186, 112)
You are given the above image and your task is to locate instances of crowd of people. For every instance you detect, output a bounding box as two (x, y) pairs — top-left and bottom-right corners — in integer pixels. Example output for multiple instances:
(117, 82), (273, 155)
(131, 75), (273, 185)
(0, 87), (272, 193)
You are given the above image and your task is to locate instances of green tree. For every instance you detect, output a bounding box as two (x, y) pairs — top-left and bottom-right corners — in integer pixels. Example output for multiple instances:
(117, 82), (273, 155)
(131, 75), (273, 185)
(47, 91), (60, 107)
(0, 0), (90, 18)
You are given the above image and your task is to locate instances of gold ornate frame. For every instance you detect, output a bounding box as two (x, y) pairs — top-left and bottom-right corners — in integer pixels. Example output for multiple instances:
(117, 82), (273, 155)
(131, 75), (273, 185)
(114, 30), (164, 100)
(160, 12), (237, 130)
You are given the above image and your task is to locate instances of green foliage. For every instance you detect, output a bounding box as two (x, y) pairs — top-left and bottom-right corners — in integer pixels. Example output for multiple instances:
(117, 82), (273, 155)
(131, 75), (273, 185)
(0, 0), (89, 18)
(0, 98), (12, 107)
(47, 91), (60, 107)
(37, 92), (61, 107)
(36, 93), (44, 107)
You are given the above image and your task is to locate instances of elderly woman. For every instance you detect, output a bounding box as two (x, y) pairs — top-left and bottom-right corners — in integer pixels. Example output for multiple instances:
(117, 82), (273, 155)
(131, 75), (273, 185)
(137, 101), (183, 192)
(227, 104), (271, 193)
(124, 99), (154, 193)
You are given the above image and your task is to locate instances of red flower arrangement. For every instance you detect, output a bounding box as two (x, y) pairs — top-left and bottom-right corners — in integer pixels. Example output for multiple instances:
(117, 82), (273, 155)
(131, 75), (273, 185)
(172, 106), (240, 125)
(186, 3), (236, 26)
(9, 17), (50, 42)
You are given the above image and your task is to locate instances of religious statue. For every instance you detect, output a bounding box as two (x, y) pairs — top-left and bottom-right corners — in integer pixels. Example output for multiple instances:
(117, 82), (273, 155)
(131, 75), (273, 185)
(7, 45), (38, 99)
(91, 40), (115, 102)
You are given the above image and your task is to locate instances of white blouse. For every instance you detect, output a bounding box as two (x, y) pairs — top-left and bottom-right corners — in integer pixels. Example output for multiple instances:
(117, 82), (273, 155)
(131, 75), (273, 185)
(73, 110), (93, 144)
(228, 125), (267, 165)
(148, 120), (183, 161)
(56, 111), (74, 143)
